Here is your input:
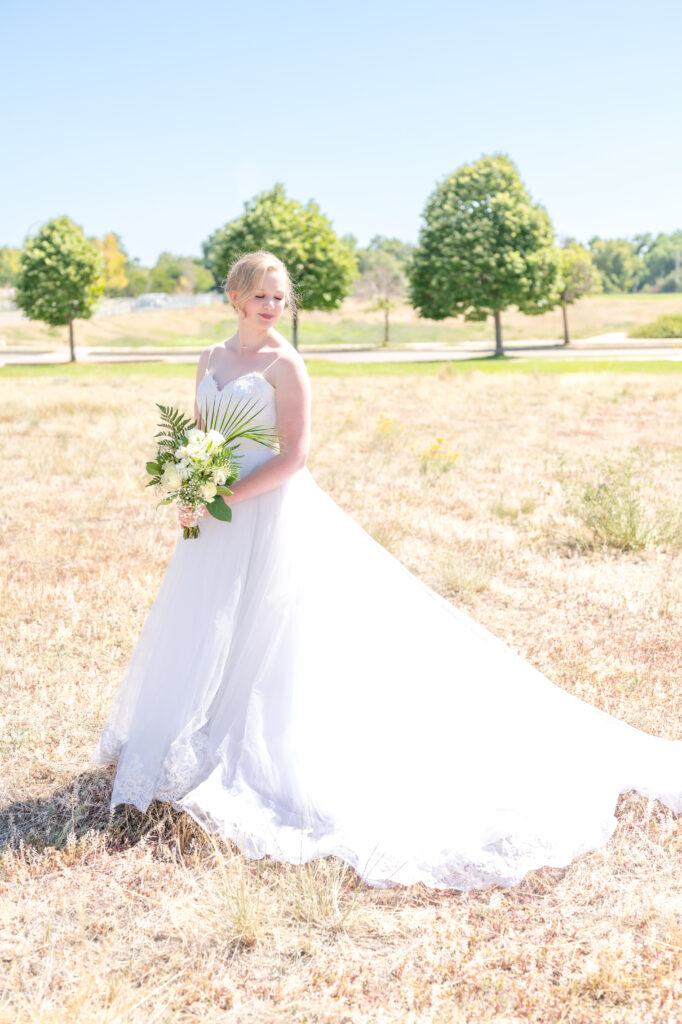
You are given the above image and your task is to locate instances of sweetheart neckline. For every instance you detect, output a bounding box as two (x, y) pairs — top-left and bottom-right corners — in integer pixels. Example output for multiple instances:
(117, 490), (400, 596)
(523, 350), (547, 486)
(204, 370), (275, 394)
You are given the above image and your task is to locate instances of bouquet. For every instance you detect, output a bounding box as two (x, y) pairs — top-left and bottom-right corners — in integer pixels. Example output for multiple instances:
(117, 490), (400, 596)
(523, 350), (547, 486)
(146, 394), (279, 538)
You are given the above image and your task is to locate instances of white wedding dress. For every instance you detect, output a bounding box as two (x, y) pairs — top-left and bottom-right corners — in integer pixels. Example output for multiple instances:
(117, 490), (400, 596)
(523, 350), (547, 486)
(93, 369), (682, 890)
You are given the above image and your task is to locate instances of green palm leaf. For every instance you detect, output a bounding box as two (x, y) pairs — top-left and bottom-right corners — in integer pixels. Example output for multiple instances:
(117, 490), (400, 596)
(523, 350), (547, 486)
(203, 395), (279, 450)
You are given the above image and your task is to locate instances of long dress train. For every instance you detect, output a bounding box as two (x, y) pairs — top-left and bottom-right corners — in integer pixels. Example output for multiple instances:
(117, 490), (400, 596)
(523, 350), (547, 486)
(92, 369), (682, 890)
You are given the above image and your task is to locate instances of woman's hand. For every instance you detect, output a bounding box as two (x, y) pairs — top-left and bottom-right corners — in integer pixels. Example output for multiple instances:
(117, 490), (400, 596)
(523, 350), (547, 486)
(178, 504), (209, 529)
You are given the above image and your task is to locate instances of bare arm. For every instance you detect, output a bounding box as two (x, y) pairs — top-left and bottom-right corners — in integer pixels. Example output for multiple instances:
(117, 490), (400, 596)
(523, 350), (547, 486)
(226, 357), (311, 505)
(194, 347), (211, 424)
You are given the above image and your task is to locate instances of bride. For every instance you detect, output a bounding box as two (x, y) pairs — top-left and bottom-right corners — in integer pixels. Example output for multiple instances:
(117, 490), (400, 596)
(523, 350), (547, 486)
(93, 250), (682, 891)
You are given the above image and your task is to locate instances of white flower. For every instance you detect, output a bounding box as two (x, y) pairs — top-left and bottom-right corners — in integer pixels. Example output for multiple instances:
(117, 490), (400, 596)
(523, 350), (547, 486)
(187, 440), (209, 461)
(161, 464), (182, 491)
(213, 468), (227, 486)
(200, 481), (217, 501)
(175, 445), (190, 460)
(186, 428), (205, 444)
(205, 429), (225, 451)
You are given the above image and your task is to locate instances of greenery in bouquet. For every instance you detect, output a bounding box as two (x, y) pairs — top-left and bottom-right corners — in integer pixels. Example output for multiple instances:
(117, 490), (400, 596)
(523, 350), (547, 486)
(146, 397), (279, 538)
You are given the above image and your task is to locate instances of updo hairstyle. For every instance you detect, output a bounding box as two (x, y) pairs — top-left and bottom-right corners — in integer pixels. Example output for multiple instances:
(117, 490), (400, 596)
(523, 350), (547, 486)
(224, 251), (297, 318)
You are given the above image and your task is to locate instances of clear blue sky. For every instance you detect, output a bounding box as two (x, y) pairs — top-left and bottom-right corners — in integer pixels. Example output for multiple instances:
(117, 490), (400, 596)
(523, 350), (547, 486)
(5, 0), (681, 266)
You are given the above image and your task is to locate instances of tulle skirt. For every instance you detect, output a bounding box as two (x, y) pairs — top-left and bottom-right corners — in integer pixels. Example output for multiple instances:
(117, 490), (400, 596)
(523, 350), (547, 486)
(93, 468), (682, 890)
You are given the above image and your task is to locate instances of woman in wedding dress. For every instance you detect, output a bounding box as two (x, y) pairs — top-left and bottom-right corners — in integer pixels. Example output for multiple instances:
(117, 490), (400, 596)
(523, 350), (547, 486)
(93, 250), (682, 891)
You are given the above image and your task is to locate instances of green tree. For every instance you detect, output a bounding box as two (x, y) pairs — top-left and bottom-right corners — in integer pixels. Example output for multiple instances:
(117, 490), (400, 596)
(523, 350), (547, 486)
(149, 251), (185, 293)
(588, 237), (645, 292)
(184, 259), (215, 293)
(149, 252), (215, 294)
(208, 182), (358, 348)
(123, 257), (151, 296)
(632, 233), (653, 258)
(201, 229), (225, 288)
(409, 154), (559, 355)
(353, 250), (407, 346)
(340, 233), (358, 253)
(355, 236), (415, 276)
(0, 246), (22, 287)
(368, 235), (415, 273)
(15, 216), (104, 362)
(557, 242), (602, 345)
(641, 231), (682, 292)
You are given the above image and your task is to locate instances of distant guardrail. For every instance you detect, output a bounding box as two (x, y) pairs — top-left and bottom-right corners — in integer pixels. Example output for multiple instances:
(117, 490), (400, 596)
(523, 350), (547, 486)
(95, 292), (225, 315)
(0, 290), (226, 316)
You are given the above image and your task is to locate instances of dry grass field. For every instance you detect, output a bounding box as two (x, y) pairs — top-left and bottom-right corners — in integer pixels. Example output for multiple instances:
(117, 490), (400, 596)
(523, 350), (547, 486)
(1, 363), (682, 1023)
(3, 292), (682, 350)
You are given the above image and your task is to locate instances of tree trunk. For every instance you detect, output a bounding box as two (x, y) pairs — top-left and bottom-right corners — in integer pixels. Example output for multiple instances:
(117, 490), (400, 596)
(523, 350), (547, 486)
(383, 307), (389, 347)
(561, 304), (570, 346)
(494, 310), (503, 356)
(68, 318), (76, 362)
(292, 309), (298, 350)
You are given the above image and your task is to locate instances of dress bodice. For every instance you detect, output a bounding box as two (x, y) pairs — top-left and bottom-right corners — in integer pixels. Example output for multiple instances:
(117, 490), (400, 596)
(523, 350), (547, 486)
(195, 370), (278, 478)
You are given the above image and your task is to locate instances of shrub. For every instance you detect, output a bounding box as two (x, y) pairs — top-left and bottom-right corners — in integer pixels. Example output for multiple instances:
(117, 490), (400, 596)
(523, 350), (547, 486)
(563, 459), (682, 551)
(630, 314), (682, 339)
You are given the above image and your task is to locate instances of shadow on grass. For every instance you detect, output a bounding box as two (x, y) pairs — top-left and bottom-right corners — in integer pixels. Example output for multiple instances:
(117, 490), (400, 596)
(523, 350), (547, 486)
(0, 767), (214, 859)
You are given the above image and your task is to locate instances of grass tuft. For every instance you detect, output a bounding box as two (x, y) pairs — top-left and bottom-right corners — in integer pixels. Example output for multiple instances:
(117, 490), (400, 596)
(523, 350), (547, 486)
(561, 459), (682, 551)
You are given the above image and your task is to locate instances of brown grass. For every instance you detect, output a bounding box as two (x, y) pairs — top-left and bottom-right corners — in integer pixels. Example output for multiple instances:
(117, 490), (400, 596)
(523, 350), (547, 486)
(2, 369), (682, 1022)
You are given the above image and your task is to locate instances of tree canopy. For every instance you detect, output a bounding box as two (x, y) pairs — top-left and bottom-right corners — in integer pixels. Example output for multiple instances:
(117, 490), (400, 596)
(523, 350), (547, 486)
(353, 250), (407, 346)
(357, 236), (415, 276)
(0, 247), (22, 287)
(149, 252), (214, 294)
(638, 231), (682, 292)
(588, 238), (645, 293)
(204, 183), (358, 347)
(15, 216), (104, 362)
(94, 232), (129, 295)
(557, 241), (602, 344)
(409, 154), (560, 354)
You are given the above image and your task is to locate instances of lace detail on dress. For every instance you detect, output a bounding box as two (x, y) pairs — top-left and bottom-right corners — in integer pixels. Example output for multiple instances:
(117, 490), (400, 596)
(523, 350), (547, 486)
(91, 721), (124, 765)
(94, 726), (212, 812)
(205, 370), (274, 395)
(110, 750), (156, 813)
(155, 730), (211, 802)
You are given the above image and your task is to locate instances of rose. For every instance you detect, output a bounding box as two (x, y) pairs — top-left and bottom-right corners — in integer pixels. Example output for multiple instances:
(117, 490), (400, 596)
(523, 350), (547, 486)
(186, 439), (210, 460)
(205, 429), (225, 451)
(161, 464), (182, 491)
(200, 481), (217, 502)
(213, 468), (227, 486)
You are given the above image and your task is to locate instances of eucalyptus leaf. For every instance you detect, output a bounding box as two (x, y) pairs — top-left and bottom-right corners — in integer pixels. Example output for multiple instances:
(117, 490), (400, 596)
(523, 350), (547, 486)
(206, 497), (232, 522)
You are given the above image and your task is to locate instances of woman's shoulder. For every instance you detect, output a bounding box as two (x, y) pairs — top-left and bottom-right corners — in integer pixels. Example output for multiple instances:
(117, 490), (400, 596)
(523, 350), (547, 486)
(197, 341), (216, 363)
(202, 339), (230, 360)
(197, 340), (230, 373)
(270, 337), (308, 387)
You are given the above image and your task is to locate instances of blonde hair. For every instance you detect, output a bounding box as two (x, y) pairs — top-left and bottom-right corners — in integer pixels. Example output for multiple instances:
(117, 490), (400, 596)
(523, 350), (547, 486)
(223, 250), (297, 317)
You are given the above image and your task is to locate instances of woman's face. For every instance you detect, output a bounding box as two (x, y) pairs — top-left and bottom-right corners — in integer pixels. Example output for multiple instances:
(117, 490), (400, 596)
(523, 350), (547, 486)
(237, 269), (287, 326)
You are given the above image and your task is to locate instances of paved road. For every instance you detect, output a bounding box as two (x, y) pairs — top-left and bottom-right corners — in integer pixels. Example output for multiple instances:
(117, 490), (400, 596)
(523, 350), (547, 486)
(1, 334), (681, 366)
